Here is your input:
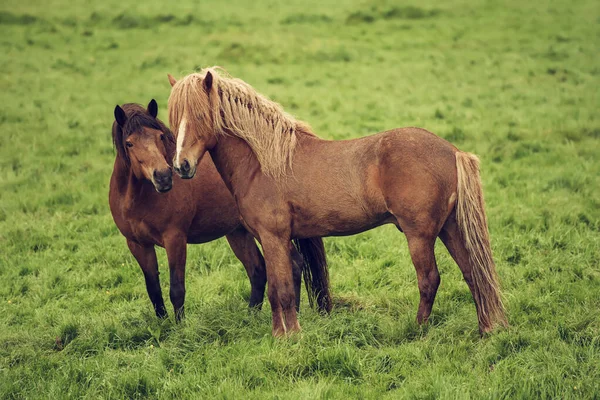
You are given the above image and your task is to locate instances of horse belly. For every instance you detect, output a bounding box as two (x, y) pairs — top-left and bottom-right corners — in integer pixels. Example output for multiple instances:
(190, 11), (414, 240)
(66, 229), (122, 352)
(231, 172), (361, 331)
(187, 217), (239, 244)
(186, 231), (229, 244)
(291, 201), (391, 238)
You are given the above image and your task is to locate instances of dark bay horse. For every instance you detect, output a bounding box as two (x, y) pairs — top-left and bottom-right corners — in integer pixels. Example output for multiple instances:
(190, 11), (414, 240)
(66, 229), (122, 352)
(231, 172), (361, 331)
(167, 69), (507, 337)
(109, 100), (331, 320)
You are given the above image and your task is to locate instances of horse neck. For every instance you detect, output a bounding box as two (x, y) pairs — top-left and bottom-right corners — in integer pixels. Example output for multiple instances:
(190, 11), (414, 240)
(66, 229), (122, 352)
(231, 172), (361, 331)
(111, 155), (130, 190)
(208, 133), (263, 196)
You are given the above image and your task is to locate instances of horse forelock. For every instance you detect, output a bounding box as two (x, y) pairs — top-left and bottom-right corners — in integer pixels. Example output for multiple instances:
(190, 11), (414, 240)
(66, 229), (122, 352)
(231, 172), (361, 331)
(167, 73), (213, 143)
(168, 67), (317, 179)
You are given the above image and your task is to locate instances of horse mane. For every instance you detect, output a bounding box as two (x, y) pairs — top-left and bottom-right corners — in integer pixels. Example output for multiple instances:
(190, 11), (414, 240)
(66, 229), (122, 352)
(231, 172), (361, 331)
(168, 67), (315, 179)
(112, 103), (175, 166)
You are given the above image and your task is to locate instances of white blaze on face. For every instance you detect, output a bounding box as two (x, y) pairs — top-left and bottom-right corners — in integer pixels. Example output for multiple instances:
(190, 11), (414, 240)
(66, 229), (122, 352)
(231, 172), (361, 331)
(175, 117), (187, 167)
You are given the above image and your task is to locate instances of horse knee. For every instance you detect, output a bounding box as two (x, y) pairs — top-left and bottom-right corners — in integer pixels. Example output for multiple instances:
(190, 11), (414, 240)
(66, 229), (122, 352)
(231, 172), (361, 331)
(267, 283), (279, 304)
(170, 284), (185, 308)
(270, 278), (296, 311)
(418, 270), (440, 301)
(279, 290), (296, 311)
(428, 270), (441, 290)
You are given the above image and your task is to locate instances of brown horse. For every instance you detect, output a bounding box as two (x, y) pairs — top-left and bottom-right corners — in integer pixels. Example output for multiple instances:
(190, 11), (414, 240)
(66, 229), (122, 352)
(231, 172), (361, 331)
(167, 68), (507, 337)
(109, 100), (331, 321)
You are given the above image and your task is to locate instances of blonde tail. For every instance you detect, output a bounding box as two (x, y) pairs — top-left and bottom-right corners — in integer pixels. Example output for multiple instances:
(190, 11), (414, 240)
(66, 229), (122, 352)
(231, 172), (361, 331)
(456, 152), (507, 331)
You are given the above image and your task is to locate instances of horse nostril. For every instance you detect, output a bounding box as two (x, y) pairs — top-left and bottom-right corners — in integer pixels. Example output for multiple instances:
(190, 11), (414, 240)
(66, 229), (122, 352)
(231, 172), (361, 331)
(154, 169), (172, 183)
(181, 159), (191, 173)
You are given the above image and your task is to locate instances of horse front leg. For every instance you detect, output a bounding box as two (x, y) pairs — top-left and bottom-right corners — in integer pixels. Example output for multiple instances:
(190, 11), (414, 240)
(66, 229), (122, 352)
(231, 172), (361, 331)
(126, 239), (168, 318)
(164, 233), (187, 322)
(260, 232), (300, 337)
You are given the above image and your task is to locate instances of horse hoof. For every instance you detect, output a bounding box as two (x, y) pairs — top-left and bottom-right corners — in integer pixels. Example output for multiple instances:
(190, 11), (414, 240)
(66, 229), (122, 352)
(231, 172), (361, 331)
(272, 327), (287, 338)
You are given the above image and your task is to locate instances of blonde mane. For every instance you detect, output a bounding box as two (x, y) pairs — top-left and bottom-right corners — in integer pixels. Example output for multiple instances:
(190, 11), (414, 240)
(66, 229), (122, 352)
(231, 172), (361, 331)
(168, 67), (314, 179)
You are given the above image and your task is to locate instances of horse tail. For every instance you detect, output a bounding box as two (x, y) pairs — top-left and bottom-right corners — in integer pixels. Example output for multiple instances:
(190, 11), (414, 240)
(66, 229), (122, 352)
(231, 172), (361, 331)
(293, 238), (332, 314)
(455, 151), (507, 330)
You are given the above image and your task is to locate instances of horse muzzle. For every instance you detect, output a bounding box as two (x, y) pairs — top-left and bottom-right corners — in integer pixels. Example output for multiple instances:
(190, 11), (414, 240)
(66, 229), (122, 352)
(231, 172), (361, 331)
(173, 158), (196, 179)
(153, 169), (173, 193)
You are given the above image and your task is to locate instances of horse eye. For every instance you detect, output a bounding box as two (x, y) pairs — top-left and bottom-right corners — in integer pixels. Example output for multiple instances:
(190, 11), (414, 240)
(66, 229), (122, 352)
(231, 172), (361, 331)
(160, 134), (165, 141)
(126, 142), (133, 148)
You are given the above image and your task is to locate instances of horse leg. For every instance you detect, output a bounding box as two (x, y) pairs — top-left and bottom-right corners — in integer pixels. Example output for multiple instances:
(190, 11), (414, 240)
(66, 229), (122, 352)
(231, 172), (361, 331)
(438, 214), (487, 332)
(260, 233), (300, 337)
(439, 214), (476, 293)
(225, 227), (267, 309)
(164, 233), (187, 322)
(290, 247), (303, 312)
(404, 233), (440, 325)
(127, 239), (167, 318)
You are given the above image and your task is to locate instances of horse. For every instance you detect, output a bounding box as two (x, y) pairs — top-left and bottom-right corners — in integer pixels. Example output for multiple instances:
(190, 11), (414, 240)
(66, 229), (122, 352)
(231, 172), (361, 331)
(166, 68), (507, 337)
(109, 100), (332, 321)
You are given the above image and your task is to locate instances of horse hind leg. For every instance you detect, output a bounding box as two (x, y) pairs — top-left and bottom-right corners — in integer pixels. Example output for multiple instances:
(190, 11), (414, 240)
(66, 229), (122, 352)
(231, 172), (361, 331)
(438, 215), (477, 307)
(225, 228), (267, 309)
(439, 214), (505, 334)
(388, 198), (444, 325)
(404, 233), (440, 325)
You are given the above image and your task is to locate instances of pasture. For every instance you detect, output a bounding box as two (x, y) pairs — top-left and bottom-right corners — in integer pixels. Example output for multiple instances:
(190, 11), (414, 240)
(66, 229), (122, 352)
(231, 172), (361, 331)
(1, 0), (599, 398)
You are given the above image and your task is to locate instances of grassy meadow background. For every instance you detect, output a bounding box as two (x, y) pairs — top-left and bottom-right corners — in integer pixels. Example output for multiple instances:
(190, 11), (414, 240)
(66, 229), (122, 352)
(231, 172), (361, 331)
(1, 0), (599, 398)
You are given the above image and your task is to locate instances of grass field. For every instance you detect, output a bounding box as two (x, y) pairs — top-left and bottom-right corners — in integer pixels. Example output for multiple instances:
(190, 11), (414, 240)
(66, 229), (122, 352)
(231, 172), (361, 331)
(1, 0), (599, 398)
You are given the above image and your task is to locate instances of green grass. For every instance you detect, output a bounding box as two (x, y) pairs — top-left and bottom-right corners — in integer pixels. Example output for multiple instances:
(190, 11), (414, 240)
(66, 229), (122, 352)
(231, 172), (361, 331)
(1, 0), (599, 398)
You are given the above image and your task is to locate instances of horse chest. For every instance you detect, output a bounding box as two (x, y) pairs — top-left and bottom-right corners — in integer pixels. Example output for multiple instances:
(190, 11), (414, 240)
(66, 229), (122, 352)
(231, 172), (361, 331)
(128, 219), (163, 246)
(119, 204), (165, 246)
(112, 214), (160, 246)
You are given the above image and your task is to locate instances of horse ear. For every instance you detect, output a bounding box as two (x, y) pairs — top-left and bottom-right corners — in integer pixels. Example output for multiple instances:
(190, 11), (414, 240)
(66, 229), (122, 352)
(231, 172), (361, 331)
(168, 74), (177, 87)
(147, 99), (158, 118)
(203, 71), (213, 93)
(114, 105), (127, 127)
